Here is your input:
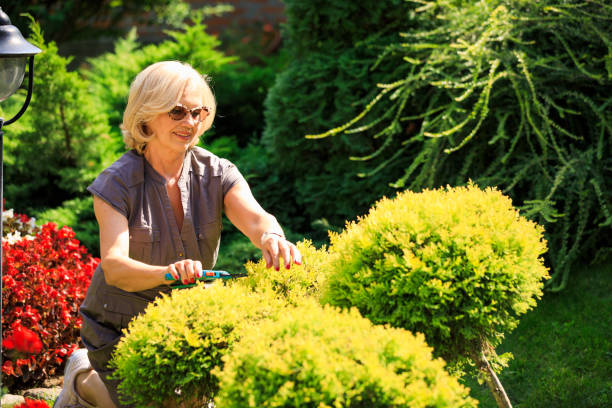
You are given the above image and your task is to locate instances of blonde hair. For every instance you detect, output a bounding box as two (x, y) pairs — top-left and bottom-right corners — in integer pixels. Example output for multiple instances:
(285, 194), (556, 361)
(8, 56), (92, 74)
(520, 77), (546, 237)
(121, 61), (216, 154)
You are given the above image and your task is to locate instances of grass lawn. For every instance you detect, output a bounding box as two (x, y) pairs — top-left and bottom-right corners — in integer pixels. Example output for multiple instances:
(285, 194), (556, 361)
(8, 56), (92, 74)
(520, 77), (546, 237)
(462, 261), (612, 407)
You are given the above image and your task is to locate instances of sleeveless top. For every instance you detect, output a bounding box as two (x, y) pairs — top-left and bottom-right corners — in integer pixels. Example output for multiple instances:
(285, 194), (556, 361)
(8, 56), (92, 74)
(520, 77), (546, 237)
(79, 147), (244, 350)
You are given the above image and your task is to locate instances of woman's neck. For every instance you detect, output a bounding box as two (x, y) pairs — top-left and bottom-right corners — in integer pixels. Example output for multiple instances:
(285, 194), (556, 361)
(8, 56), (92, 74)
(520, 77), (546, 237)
(144, 145), (186, 182)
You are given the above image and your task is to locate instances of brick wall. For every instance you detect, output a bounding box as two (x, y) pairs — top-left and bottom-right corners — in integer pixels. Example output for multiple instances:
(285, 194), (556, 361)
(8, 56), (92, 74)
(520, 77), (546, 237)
(134, 0), (286, 43)
(61, 0), (286, 65)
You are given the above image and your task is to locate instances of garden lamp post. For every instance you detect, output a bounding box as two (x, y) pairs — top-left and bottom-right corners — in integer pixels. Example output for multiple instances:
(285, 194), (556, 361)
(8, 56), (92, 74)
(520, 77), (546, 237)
(0, 7), (41, 360)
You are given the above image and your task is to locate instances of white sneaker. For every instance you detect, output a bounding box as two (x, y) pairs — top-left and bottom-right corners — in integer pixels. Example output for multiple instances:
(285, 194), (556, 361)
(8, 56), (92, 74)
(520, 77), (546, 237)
(53, 349), (96, 408)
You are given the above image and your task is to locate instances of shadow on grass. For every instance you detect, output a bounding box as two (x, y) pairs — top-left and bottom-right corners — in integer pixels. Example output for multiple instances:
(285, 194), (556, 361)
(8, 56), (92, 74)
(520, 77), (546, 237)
(462, 262), (612, 407)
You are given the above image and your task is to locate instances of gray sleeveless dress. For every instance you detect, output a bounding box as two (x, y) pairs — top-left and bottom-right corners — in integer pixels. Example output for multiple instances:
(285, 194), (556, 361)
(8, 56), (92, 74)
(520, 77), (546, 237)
(79, 146), (244, 406)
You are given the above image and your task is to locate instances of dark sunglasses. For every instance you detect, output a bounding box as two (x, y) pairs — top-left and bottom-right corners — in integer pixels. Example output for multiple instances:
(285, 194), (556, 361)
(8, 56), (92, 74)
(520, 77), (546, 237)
(168, 104), (211, 122)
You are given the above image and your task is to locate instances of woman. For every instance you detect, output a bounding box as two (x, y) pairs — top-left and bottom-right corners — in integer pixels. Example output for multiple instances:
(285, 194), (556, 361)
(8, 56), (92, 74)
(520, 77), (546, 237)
(54, 61), (302, 408)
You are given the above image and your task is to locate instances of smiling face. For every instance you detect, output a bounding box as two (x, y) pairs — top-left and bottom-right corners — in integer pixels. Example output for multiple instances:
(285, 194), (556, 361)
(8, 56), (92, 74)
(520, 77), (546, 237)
(146, 80), (206, 156)
(122, 61), (217, 155)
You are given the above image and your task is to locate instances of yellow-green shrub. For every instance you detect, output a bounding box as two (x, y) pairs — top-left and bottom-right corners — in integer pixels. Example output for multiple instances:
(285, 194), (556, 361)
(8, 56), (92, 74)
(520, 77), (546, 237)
(110, 284), (285, 407)
(215, 299), (477, 408)
(321, 183), (549, 372)
(233, 240), (329, 303)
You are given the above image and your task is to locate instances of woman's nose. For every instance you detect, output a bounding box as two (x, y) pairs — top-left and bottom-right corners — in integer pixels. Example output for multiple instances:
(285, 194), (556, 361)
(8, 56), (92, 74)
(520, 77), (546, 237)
(181, 114), (198, 125)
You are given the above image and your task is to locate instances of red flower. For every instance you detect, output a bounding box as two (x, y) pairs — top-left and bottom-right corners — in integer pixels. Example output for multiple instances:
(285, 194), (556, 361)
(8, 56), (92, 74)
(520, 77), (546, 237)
(4, 324), (43, 354)
(3, 337), (15, 349)
(14, 398), (51, 408)
(2, 360), (15, 376)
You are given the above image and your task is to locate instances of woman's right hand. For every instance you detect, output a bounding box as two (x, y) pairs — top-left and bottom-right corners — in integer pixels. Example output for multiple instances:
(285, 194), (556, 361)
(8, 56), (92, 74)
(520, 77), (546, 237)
(167, 259), (203, 285)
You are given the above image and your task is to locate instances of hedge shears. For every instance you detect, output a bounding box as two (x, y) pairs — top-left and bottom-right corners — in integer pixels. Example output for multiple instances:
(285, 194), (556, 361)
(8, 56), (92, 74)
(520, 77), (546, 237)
(165, 269), (248, 289)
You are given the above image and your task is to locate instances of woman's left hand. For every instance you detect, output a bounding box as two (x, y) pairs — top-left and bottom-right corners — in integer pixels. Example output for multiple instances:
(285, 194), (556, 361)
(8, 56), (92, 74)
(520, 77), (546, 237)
(261, 232), (302, 271)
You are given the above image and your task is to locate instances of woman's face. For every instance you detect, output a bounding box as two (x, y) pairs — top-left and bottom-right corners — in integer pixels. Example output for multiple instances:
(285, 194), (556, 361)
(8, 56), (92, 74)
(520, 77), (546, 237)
(146, 80), (206, 156)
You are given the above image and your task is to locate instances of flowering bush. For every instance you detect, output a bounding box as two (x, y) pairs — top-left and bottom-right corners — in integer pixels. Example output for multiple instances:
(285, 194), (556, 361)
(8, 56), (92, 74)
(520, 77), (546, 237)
(2, 208), (40, 244)
(2, 212), (98, 389)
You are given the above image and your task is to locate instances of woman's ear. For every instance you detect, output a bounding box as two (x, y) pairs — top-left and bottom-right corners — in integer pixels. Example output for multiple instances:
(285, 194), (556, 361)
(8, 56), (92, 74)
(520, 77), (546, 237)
(141, 122), (151, 135)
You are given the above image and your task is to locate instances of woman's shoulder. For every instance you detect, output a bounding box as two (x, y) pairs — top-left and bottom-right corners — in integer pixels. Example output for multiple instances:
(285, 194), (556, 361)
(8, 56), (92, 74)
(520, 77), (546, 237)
(189, 146), (235, 177)
(97, 150), (145, 187)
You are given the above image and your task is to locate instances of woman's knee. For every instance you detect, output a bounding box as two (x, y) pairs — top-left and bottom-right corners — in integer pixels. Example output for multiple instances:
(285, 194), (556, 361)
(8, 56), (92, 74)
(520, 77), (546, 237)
(75, 369), (118, 408)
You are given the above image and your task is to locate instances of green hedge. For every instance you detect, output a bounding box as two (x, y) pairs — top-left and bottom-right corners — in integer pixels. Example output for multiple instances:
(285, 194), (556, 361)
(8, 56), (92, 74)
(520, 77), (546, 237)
(112, 184), (550, 406)
(216, 300), (477, 408)
(110, 284), (286, 407)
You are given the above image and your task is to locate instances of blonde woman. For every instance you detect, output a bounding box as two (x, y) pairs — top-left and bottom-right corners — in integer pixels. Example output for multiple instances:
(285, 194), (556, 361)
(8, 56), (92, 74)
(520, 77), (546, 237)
(54, 61), (302, 408)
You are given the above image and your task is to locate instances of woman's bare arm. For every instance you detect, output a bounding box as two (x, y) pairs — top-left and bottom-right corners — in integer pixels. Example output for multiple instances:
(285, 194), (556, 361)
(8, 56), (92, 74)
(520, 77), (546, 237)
(223, 181), (302, 270)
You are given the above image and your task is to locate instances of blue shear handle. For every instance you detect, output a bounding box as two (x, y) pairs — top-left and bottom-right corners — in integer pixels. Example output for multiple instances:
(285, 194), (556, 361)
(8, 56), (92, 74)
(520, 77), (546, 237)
(164, 270), (231, 281)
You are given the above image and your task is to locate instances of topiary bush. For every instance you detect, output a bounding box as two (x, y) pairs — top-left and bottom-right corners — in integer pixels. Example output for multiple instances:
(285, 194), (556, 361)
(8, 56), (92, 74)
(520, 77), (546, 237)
(232, 240), (329, 304)
(321, 183), (549, 406)
(215, 299), (477, 408)
(110, 284), (286, 407)
(2, 214), (98, 390)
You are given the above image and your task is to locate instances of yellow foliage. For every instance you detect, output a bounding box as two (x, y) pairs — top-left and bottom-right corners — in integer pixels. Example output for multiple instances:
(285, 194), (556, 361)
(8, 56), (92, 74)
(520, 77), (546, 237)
(322, 182), (549, 373)
(216, 299), (478, 408)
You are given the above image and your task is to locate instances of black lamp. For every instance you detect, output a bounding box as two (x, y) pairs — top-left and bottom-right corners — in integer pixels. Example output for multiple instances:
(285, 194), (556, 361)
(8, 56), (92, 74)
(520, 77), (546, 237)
(0, 7), (41, 358)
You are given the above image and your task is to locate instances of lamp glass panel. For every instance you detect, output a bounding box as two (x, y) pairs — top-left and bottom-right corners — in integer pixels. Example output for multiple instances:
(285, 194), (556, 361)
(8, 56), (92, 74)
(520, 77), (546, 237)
(0, 57), (26, 102)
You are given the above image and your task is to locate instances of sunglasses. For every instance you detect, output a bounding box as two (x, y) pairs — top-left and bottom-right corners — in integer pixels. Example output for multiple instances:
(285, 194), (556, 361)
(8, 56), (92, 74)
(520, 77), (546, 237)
(168, 104), (211, 122)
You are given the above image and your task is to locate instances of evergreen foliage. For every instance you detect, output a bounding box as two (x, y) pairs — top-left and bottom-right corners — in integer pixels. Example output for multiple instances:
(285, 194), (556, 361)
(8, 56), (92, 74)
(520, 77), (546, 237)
(216, 300), (477, 408)
(0, 17), (114, 213)
(110, 284), (286, 407)
(307, 0), (612, 291)
(262, 0), (416, 232)
(321, 184), (549, 375)
(212, 57), (288, 148)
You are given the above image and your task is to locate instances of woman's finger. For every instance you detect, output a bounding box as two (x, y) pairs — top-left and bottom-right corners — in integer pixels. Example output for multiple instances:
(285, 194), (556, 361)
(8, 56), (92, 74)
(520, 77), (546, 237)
(174, 262), (188, 284)
(194, 260), (203, 279)
(279, 240), (292, 269)
(267, 239), (280, 271)
(290, 243), (302, 265)
(183, 259), (196, 283)
(263, 249), (272, 269)
(168, 263), (179, 280)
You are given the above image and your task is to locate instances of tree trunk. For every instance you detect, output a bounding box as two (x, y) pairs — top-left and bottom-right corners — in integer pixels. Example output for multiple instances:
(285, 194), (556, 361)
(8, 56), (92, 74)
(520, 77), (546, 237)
(471, 341), (512, 408)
